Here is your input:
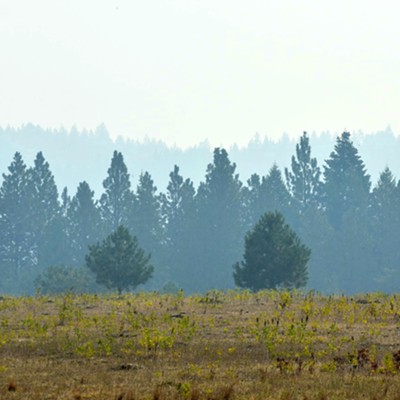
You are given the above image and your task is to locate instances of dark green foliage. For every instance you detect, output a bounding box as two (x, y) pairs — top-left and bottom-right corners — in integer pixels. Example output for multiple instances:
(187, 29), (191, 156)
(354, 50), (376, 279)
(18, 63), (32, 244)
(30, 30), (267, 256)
(85, 226), (153, 294)
(233, 211), (310, 291)
(34, 265), (101, 295)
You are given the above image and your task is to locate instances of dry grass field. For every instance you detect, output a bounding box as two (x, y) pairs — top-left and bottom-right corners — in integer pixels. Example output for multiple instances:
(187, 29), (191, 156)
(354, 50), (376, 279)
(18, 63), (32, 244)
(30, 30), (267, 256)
(0, 290), (399, 399)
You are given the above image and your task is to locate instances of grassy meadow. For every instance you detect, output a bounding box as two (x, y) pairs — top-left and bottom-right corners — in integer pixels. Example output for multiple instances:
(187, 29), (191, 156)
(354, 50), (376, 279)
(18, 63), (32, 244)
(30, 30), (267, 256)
(0, 290), (399, 399)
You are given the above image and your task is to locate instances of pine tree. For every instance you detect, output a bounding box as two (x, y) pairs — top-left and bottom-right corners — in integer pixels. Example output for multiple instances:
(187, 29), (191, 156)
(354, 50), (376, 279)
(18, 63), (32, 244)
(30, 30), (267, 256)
(27, 152), (61, 269)
(233, 211), (310, 291)
(322, 132), (371, 228)
(367, 167), (400, 292)
(0, 153), (33, 283)
(99, 151), (134, 234)
(242, 173), (263, 230)
(68, 181), (101, 265)
(129, 171), (164, 288)
(285, 132), (321, 211)
(86, 225), (153, 294)
(161, 165), (196, 288)
(194, 148), (244, 292)
(262, 164), (292, 215)
(244, 164), (293, 231)
(131, 171), (163, 251)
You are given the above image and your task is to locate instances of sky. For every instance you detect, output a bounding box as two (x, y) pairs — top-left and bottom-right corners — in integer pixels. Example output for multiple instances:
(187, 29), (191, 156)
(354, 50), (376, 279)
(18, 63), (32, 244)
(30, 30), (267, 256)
(1, 0), (399, 148)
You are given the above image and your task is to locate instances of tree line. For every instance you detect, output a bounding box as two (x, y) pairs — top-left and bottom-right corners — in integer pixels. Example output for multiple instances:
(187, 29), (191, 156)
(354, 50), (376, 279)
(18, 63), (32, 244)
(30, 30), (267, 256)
(1, 132), (399, 294)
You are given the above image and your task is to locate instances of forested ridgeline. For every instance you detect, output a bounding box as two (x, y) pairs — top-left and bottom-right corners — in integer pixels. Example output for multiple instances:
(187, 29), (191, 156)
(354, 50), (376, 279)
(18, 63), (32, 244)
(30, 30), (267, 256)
(1, 124), (400, 195)
(1, 130), (399, 294)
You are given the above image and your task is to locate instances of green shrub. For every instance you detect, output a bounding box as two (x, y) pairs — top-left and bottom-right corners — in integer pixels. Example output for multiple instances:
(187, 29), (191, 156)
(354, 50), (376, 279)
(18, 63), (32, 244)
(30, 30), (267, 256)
(34, 265), (103, 295)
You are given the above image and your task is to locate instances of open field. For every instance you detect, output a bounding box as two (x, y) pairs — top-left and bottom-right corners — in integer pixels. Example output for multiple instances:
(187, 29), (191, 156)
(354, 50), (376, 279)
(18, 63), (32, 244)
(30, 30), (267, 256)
(0, 290), (399, 399)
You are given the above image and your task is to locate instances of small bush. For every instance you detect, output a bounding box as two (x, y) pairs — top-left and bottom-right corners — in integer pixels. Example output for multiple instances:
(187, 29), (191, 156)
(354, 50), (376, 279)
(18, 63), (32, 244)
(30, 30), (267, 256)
(34, 265), (102, 295)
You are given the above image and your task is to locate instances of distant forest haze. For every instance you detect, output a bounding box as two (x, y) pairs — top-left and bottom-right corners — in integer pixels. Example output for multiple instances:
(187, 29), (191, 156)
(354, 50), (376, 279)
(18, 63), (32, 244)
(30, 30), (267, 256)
(1, 125), (400, 295)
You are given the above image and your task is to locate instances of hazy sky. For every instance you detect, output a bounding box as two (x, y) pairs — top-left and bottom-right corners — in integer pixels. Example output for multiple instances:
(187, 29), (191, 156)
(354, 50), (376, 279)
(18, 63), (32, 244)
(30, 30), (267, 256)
(1, 0), (399, 148)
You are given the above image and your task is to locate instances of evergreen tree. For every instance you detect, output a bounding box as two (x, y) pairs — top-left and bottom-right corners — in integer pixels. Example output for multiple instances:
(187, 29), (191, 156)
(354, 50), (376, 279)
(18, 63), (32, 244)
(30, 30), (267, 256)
(99, 151), (134, 234)
(161, 165), (196, 288)
(233, 211), (310, 291)
(322, 132), (371, 228)
(27, 152), (62, 270)
(262, 164), (292, 217)
(242, 173), (264, 230)
(129, 171), (164, 288)
(131, 171), (163, 252)
(296, 206), (338, 292)
(0, 153), (33, 284)
(244, 164), (294, 231)
(86, 225), (153, 294)
(285, 132), (321, 211)
(368, 167), (400, 292)
(194, 148), (244, 292)
(68, 181), (101, 265)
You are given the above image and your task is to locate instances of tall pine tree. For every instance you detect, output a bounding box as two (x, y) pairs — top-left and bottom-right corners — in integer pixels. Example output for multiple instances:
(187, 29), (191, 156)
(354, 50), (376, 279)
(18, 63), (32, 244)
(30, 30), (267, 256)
(0, 153), (33, 285)
(194, 148), (244, 292)
(285, 132), (321, 211)
(161, 165), (196, 289)
(322, 132), (371, 229)
(99, 151), (134, 234)
(27, 152), (61, 270)
(68, 181), (101, 265)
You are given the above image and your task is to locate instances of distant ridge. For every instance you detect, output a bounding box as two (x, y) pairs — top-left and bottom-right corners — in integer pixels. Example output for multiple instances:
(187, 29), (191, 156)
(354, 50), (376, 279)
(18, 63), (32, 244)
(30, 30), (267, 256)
(1, 124), (399, 198)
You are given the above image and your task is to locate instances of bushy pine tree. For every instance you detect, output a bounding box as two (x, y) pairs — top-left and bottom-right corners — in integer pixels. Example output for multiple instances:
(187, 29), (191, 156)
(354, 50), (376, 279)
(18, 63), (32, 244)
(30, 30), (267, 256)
(85, 225), (153, 294)
(233, 211), (310, 291)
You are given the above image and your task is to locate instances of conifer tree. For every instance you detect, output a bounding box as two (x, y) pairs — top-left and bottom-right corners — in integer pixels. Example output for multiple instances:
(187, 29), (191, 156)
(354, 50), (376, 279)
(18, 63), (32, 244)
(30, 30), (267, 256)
(233, 211), (310, 291)
(322, 132), (371, 228)
(99, 151), (134, 234)
(161, 165), (196, 288)
(27, 152), (61, 269)
(131, 171), (163, 252)
(0, 153), (33, 281)
(262, 164), (292, 216)
(68, 181), (101, 265)
(285, 132), (321, 211)
(194, 148), (244, 291)
(367, 167), (400, 291)
(244, 164), (293, 231)
(86, 225), (153, 294)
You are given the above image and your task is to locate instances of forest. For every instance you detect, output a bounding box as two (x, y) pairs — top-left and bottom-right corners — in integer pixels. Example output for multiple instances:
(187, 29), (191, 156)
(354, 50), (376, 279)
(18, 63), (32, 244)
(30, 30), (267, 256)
(1, 129), (399, 295)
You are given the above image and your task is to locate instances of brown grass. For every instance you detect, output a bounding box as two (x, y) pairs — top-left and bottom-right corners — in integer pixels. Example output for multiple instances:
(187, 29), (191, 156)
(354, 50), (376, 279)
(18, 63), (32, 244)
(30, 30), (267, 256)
(0, 290), (399, 399)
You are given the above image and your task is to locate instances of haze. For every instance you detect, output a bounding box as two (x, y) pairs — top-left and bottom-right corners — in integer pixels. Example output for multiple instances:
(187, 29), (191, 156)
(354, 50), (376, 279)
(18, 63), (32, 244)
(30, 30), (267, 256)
(1, 0), (399, 148)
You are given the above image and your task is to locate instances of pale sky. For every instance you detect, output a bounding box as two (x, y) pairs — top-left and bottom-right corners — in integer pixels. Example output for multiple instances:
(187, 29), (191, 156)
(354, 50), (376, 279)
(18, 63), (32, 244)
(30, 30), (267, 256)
(1, 0), (399, 148)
